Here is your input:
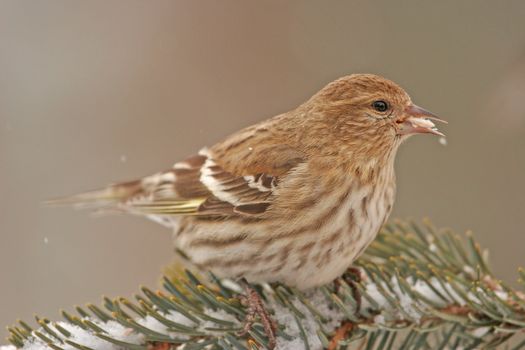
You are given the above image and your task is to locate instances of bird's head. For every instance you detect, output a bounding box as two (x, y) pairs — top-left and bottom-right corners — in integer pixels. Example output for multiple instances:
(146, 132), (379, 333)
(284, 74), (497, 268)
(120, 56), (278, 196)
(302, 74), (446, 160)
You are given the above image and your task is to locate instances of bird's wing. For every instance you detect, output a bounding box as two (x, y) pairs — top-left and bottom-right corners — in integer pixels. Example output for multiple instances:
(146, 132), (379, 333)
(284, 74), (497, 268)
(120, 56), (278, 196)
(49, 143), (305, 217)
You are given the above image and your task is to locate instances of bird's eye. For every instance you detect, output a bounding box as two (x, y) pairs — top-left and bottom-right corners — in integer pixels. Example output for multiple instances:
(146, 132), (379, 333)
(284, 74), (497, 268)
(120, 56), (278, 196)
(372, 100), (389, 112)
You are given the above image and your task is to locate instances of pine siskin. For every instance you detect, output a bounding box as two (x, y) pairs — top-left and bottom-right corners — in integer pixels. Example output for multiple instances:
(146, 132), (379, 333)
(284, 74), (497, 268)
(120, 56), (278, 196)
(52, 74), (446, 347)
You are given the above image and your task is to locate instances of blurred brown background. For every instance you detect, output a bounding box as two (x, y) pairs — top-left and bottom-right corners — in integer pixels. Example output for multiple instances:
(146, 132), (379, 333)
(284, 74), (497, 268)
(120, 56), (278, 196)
(1, 0), (524, 336)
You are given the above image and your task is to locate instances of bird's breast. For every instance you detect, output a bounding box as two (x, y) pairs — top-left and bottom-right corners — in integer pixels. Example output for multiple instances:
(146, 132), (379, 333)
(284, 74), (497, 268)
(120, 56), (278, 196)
(172, 166), (396, 290)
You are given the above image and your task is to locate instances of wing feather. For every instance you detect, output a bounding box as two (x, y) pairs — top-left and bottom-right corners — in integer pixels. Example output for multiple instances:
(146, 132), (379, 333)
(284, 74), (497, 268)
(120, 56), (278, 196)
(50, 140), (305, 219)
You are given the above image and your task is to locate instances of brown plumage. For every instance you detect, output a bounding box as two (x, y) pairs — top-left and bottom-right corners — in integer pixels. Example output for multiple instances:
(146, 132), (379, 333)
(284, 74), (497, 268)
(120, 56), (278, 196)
(52, 74), (446, 289)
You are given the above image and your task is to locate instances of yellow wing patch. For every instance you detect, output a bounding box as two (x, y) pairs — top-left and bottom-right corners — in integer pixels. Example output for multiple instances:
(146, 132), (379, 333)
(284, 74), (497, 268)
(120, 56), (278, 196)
(128, 198), (207, 215)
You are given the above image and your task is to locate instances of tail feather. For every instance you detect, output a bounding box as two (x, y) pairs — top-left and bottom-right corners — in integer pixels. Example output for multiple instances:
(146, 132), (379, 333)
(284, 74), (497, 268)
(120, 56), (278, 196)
(45, 176), (205, 216)
(44, 180), (143, 209)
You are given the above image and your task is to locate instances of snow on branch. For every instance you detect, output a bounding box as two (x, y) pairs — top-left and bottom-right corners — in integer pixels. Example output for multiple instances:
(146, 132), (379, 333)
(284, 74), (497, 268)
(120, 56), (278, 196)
(4, 220), (525, 350)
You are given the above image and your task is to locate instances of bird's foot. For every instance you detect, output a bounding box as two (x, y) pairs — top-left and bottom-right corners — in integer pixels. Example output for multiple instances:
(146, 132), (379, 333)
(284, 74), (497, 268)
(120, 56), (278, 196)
(327, 321), (354, 350)
(336, 267), (363, 314)
(329, 269), (361, 349)
(236, 279), (277, 349)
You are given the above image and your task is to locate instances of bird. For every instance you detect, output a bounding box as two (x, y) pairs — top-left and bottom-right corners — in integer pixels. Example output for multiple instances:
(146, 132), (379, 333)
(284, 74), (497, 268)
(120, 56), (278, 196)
(50, 74), (446, 348)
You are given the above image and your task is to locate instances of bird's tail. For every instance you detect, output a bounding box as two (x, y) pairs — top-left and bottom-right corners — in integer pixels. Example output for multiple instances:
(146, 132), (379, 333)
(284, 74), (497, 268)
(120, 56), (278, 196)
(44, 180), (143, 210)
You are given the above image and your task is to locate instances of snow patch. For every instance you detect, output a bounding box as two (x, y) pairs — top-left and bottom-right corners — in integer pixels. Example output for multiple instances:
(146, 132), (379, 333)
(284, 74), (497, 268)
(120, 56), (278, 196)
(273, 289), (345, 350)
(361, 275), (469, 324)
(0, 346), (17, 350)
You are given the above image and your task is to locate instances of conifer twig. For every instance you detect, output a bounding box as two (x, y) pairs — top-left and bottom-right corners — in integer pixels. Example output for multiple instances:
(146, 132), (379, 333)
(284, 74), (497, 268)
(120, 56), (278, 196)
(4, 220), (525, 349)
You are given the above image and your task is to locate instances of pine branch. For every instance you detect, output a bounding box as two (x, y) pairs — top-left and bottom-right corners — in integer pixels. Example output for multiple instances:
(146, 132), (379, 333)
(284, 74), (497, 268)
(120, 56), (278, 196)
(4, 220), (525, 350)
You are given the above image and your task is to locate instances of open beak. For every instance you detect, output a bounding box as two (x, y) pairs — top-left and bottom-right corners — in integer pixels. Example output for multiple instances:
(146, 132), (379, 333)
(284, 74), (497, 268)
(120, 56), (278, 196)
(397, 104), (447, 137)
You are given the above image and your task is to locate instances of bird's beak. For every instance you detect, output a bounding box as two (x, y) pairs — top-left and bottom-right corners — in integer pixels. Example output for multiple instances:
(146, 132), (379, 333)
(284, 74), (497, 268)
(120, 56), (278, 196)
(396, 104), (447, 137)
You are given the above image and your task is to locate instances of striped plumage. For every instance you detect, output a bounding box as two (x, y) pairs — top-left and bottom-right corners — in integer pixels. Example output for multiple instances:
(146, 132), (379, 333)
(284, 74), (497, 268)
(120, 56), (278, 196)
(55, 74), (445, 290)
